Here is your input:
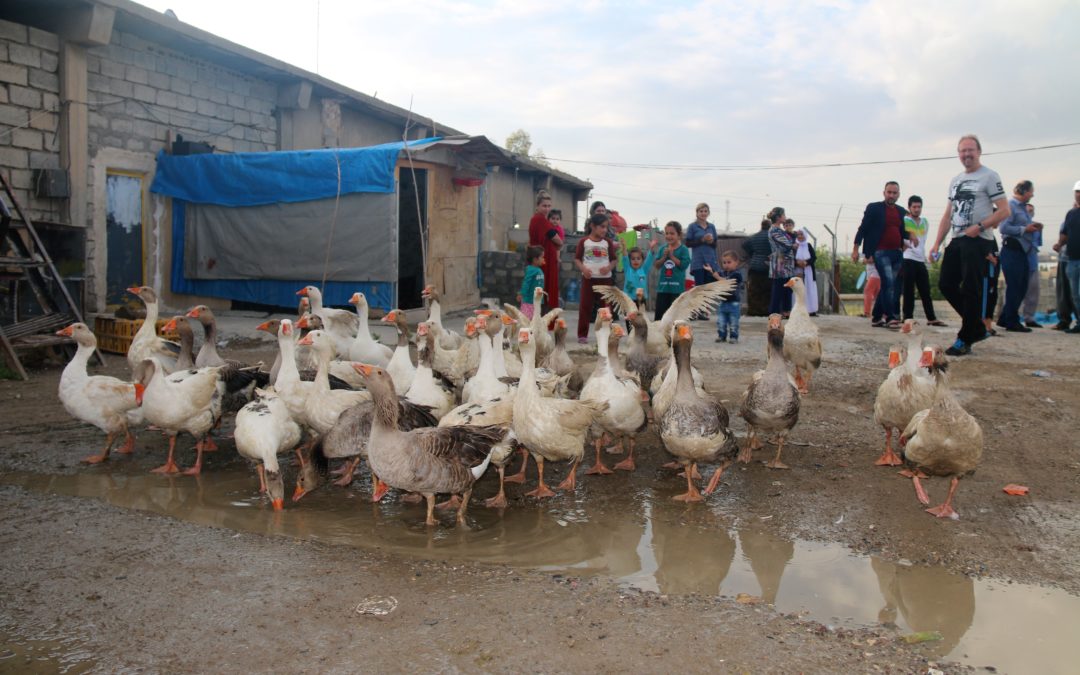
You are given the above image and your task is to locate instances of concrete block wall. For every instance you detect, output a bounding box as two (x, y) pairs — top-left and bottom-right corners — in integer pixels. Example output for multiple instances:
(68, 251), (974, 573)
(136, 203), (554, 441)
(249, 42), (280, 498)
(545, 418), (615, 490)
(85, 29), (280, 161)
(0, 19), (63, 224)
(479, 250), (526, 307)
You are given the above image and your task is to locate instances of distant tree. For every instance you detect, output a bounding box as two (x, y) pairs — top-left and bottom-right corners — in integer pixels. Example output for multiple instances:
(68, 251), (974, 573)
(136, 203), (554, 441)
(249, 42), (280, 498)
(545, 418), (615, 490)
(505, 128), (550, 167)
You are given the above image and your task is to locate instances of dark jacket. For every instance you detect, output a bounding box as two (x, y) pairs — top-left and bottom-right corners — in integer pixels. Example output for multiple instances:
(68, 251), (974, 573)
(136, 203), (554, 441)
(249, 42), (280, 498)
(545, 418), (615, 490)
(854, 201), (910, 258)
(742, 229), (772, 273)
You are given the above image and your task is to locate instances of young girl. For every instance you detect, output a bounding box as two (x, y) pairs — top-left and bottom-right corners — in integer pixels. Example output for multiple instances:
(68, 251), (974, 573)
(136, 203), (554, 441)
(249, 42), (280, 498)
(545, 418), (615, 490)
(574, 213), (617, 343)
(528, 190), (562, 314)
(517, 246), (545, 319)
(653, 221), (691, 321)
(619, 237), (659, 307)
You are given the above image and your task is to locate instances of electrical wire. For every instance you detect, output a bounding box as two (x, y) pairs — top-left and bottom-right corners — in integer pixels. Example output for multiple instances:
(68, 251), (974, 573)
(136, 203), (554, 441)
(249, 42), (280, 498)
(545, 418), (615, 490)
(547, 141), (1080, 172)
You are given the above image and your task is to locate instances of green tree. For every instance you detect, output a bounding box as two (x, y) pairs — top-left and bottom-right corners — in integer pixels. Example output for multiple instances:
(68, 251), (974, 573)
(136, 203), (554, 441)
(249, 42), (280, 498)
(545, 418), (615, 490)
(504, 128), (550, 166)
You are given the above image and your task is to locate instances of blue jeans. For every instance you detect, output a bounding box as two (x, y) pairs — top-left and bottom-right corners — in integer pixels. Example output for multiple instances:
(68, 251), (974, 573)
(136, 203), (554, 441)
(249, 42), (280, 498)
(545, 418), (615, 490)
(1067, 260), (1080, 323)
(997, 246), (1028, 328)
(716, 301), (740, 340)
(873, 249), (903, 322)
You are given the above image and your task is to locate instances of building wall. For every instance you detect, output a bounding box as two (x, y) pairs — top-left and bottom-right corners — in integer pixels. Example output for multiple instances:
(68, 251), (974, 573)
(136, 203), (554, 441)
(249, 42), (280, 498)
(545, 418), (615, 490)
(426, 164), (480, 309)
(482, 167), (579, 251)
(0, 19), (63, 225)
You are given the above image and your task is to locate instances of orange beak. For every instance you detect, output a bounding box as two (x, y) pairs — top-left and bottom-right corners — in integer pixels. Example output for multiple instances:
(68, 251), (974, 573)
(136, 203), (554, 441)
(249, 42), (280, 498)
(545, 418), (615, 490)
(918, 348), (934, 368)
(185, 307), (200, 319)
(784, 278), (796, 289)
(56, 324), (75, 337)
(627, 311), (638, 321)
(677, 325), (691, 339)
(474, 309), (493, 317)
(888, 349), (901, 369)
(598, 307), (612, 320)
(465, 322), (477, 337)
(518, 329), (530, 344)
(162, 318), (178, 333)
(296, 287), (309, 297)
(291, 485), (306, 502)
(126, 285), (142, 295)
(501, 313), (515, 326)
(297, 334), (314, 346)
(295, 316), (310, 329)
(381, 311), (396, 323)
(271, 498), (284, 511)
(476, 316), (488, 330)
(352, 363), (375, 377)
(281, 322), (293, 336)
(133, 382), (146, 406)
(556, 319), (567, 330)
(613, 326), (625, 338)
(255, 320), (273, 333)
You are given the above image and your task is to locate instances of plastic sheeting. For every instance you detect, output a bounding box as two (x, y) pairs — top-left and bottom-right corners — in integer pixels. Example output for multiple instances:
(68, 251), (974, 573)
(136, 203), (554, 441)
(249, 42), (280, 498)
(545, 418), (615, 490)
(149, 138), (439, 206)
(169, 202), (395, 309)
(184, 193), (396, 282)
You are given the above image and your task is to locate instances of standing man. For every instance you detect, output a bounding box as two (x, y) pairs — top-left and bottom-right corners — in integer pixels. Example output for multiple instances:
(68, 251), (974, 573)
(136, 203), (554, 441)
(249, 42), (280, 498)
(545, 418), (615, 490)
(929, 134), (1009, 356)
(1053, 181), (1080, 333)
(853, 181), (913, 328)
(996, 180), (1040, 332)
(901, 195), (945, 325)
(742, 218), (773, 316)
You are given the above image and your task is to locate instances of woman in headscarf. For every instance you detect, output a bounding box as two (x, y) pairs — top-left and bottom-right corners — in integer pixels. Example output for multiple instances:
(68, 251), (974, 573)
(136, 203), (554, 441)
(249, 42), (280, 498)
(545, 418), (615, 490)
(792, 222), (819, 315)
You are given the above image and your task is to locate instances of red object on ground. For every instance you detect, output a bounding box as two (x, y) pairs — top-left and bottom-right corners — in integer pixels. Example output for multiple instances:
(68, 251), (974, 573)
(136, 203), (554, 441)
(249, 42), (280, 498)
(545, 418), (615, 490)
(1002, 484), (1030, 496)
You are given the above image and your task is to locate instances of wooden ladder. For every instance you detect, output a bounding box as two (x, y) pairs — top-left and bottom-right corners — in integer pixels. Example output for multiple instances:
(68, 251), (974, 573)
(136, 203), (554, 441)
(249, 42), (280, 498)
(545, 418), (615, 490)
(0, 171), (101, 380)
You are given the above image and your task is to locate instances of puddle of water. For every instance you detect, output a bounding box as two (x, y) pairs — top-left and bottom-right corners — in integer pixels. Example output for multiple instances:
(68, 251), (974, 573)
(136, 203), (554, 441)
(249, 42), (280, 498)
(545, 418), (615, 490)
(0, 629), (96, 674)
(4, 466), (1079, 673)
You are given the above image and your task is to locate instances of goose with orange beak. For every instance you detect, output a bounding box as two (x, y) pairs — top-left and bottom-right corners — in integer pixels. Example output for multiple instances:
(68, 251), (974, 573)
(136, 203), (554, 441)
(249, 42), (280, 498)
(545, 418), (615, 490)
(736, 314), (800, 471)
(873, 320), (936, 467)
(125, 285), (180, 373)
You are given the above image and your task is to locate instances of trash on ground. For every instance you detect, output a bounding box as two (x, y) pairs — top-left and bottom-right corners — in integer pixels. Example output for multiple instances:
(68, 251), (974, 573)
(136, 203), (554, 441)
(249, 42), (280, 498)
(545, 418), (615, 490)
(356, 596), (398, 616)
(900, 630), (944, 644)
(1003, 484), (1030, 496)
(736, 593), (763, 605)
(1030, 370), (1052, 378)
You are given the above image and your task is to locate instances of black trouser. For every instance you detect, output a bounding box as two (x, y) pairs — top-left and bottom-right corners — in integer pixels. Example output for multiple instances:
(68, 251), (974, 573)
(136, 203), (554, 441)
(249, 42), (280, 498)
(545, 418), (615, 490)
(1057, 260), (1076, 325)
(768, 276), (792, 315)
(901, 259), (937, 321)
(982, 238), (999, 320)
(939, 237), (988, 345)
(654, 291), (679, 321)
(746, 269), (771, 316)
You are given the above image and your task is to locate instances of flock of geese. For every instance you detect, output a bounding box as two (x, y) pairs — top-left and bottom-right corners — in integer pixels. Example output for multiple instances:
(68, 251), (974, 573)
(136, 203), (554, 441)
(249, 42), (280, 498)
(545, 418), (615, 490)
(54, 276), (984, 526)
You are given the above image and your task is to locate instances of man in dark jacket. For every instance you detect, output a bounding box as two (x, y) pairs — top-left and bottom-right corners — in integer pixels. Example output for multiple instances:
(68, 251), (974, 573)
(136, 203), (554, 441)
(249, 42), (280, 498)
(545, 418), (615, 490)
(742, 218), (773, 316)
(853, 181), (912, 327)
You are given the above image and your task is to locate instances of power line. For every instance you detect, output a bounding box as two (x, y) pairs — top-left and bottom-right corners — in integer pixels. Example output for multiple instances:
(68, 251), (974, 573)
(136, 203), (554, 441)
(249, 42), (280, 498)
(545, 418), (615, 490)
(549, 141), (1080, 172)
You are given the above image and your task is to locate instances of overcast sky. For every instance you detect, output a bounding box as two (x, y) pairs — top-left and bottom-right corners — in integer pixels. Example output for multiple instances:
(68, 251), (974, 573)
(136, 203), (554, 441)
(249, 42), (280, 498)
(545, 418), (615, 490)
(136, 0), (1080, 249)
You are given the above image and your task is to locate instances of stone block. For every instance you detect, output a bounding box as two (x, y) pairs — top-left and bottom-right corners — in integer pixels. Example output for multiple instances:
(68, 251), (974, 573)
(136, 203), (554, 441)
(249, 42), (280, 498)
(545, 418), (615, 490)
(8, 84), (41, 108)
(157, 57), (178, 77)
(0, 87), (7, 104)
(227, 125), (245, 140)
(214, 103), (233, 121)
(177, 96), (197, 113)
(133, 51), (156, 71)
(29, 151), (60, 169)
(0, 43), (7, 62)
(42, 92), (59, 110)
(85, 54), (99, 73)
(208, 88), (227, 105)
(155, 90), (178, 109)
(110, 117), (133, 134)
(28, 27), (59, 51)
(0, 19), (28, 43)
(10, 169), (32, 188)
(232, 109), (250, 125)
(0, 63), (28, 86)
(170, 77), (190, 95)
(196, 98), (215, 117)
(125, 65), (148, 85)
(9, 44), (41, 68)
(190, 81), (209, 100)
(148, 71), (169, 90)
(28, 68), (59, 92)
(133, 119), (162, 140)
(0, 104), (27, 126)
(245, 95), (267, 113)
(87, 73), (108, 93)
(100, 58), (124, 79)
(123, 100), (149, 119)
(0, 146), (29, 169)
(40, 49), (59, 74)
(132, 83), (156, 103)
(109, 78), (133, 98)
(227, 92), (244, 109)
(125, 137), (146, 152)
(100, 135), (123, 149)
(29, 111), (57, 131)
(176, 61), (197, 81)
(88, 110), (109, 129)
(12, 128), (43, 150)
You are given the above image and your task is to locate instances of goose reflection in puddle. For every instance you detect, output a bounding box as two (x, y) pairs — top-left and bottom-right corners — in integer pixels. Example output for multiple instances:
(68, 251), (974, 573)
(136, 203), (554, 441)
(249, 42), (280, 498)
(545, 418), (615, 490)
(871, 557), (974, 654)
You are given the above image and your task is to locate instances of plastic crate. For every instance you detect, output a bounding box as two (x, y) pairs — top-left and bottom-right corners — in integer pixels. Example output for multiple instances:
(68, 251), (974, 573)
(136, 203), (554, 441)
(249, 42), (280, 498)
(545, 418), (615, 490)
(93, 316), (179, 355)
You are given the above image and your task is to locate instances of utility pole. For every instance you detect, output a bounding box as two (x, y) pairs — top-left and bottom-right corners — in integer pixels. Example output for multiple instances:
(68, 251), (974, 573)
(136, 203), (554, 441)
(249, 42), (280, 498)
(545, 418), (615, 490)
(725, 200), (730, 231)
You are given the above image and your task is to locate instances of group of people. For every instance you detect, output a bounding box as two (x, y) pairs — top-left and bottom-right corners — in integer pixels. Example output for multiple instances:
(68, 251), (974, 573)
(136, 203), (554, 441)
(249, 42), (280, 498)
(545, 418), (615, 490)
(855, 134), (1080, 357)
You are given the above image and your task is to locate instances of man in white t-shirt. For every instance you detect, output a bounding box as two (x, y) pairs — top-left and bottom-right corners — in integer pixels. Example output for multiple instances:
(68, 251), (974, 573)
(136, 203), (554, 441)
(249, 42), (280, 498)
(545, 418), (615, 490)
(929, 134), (1009, 356)
(901, 195), (944, 325)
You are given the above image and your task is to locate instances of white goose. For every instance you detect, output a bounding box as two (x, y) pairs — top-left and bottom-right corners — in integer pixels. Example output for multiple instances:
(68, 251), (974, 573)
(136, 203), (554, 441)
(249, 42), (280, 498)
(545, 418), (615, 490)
(234, 388), (302, 511)
(422, 285), (463, 350)
(504, 285), (562, 361)
(347, 291), (393, 367)
(512, 327), (607, 498)
(296, 285), (359, 357)
(126, 285), (180, 373)
(56, 323), (142, 464)
(133, 358), (223, 475)
(462, 315), (511, 405)
(782, 277), (823, 394)
(579, 309), (648, 475)
(380, 309), (416, 393)
(295, 330), (371, 438)
(873, 320), (935, 466)
(405, 321), (459, 421)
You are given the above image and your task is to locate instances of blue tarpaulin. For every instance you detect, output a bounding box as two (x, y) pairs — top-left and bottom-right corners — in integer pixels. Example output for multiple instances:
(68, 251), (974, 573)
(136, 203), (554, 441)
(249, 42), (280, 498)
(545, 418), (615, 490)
(153, 139), (439, 310)
(150, 138), (439, 206)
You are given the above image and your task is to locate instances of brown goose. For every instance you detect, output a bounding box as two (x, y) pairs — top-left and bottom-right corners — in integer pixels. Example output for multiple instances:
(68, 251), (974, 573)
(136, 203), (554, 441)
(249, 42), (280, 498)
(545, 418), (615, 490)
(624, 310), (667, 393)
(739, 315), (800, 470)
(352, 363), (508, 527)
(899, 346), (984, 519)
(161, 315), (195, 370)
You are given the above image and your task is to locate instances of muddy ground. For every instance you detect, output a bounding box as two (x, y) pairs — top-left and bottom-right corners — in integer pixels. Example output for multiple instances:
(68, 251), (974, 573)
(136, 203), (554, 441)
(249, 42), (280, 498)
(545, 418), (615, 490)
(1, 314), (1077, 673)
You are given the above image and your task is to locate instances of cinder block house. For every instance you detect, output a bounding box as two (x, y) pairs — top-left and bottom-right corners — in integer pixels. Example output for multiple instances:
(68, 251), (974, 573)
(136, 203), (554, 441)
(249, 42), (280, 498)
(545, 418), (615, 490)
(0, 0), (590, 318)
